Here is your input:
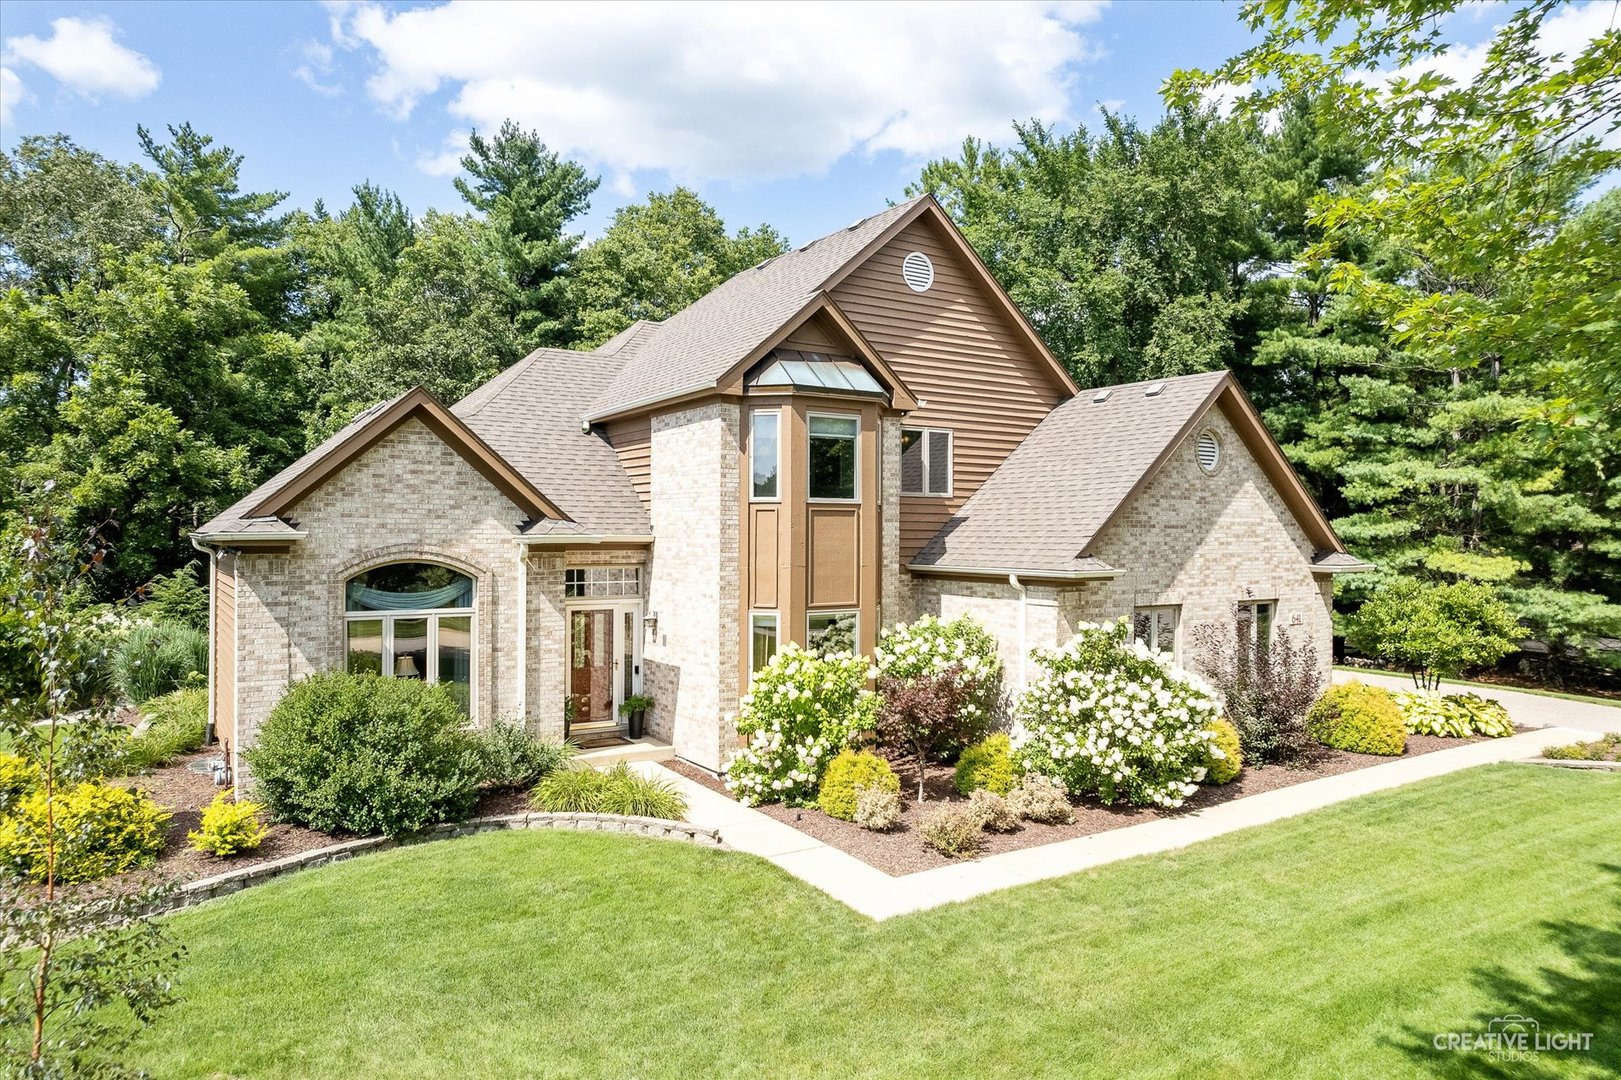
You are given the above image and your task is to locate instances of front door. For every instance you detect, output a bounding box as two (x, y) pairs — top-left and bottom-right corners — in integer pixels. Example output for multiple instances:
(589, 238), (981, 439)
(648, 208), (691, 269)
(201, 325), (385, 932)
(567, 604), (640, 732)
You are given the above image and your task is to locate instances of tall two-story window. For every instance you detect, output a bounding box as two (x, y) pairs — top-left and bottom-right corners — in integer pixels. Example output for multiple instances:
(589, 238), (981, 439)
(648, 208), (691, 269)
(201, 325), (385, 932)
(900, 427), (952, 496)
(808, 414), (859, 500)
(750, 410), (780, 500)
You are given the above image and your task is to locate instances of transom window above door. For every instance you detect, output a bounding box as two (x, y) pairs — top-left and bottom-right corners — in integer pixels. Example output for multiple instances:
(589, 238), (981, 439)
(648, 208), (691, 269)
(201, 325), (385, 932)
(900, 427), (952, 496)
(343, 561), (474, 715)
(564, 566), (641, 598)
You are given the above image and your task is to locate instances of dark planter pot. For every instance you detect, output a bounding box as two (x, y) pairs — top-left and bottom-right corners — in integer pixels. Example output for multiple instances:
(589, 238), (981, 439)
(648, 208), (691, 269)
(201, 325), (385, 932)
(627, 710), (645, 740)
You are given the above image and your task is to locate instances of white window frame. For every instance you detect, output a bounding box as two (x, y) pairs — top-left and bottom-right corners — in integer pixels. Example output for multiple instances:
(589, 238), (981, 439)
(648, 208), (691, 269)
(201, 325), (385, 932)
(806, 609), (860, 656)
(900, 426), (954, 497)
(806, 411), (861, 504)
(563, 566), (642, 599)
(343, 605), (477, 716)
(1237, 601), (1275, 649)
(749, 409), (781, 502)
(748, 610), (780, 681)
(1132, 604), (1180, 658)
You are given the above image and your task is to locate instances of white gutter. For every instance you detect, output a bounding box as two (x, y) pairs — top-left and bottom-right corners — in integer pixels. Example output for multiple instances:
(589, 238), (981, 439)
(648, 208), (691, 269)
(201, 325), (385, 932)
(516, 534), (655, 547)
(191, 529), (307, 544)
(906, 562), (1119, 582)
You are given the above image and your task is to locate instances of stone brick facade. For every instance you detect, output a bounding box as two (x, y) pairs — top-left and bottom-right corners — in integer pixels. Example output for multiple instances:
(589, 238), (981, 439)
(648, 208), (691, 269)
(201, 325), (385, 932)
(228, 418), (567, 781)
(908, 403), (1333, 683)
(643, 403), (741, 770)
(878, 416), (907, 629)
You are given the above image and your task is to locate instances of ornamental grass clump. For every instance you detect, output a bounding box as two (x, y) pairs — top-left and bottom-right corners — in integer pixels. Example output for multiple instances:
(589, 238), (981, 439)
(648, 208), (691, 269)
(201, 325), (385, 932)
(1012, 620), (1220, 808)
(875, 614), (1003, 752)
(725, 644), (878, 806)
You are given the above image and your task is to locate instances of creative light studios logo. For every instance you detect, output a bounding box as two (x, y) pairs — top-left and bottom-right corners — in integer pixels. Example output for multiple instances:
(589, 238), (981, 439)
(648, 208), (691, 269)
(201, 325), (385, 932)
(1434, 1014), (1595, 1062)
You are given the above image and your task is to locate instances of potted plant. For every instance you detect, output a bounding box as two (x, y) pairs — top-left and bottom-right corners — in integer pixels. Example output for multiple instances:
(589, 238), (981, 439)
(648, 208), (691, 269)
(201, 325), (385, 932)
(620, 693), (655, 740)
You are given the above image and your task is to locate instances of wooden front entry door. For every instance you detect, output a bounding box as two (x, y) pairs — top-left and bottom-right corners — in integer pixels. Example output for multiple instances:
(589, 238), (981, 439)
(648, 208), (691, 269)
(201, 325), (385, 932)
(569, 608), (616, 729)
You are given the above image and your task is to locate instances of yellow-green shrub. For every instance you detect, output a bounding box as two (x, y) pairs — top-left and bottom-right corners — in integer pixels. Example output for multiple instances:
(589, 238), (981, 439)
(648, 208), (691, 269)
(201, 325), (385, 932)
(0, 751), (38, 814)
(0, 782), (170, 883)
(1201, 718), (1243, 784)
(188, 789), (269, 857)
(1308, 683), (1407, 756)
(817, 750), (900, 821)
(954, 733), (1016, 796)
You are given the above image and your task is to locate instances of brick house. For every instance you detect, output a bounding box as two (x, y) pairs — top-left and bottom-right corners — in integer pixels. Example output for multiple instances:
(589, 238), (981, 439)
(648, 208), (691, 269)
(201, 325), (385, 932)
(193, 195), (1368, 778)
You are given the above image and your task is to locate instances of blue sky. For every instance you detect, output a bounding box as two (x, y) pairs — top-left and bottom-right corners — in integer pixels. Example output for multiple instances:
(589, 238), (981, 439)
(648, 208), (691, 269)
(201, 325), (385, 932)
(0, 1), (1598, 244)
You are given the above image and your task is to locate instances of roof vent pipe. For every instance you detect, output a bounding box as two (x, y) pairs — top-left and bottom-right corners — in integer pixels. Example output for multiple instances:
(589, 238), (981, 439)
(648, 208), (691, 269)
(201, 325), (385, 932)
(1092, 389), (1113, 404)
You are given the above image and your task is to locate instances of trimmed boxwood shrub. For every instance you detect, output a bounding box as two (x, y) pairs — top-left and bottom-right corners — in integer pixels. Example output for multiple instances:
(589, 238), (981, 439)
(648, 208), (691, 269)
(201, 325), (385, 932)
(1201, 717), (1243, 785)
(954, 732), (1016, 796)
(817, 749), (900, 821)
(0, 782), (170, 883)
(113, 621), (207, 704)
(246, 672), (483, 838)
(1012, 620), (1220, 807)
(1308, 682), (1407, 756)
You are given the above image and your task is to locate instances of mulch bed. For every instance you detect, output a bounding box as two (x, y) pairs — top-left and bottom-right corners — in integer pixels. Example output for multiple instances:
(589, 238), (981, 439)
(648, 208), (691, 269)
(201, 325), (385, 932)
(98, 750), (534, 895)
(669, 733), (1491, 877)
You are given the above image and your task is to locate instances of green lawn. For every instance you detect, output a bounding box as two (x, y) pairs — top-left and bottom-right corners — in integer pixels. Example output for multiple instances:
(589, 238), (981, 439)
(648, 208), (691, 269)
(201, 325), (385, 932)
(129, 764), (1619, 1079)
(1333, 665), (1621, 709)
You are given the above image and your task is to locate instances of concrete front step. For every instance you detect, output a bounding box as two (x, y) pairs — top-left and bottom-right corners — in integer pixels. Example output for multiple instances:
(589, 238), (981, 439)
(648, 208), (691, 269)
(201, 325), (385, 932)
(575, 736), (677, 767)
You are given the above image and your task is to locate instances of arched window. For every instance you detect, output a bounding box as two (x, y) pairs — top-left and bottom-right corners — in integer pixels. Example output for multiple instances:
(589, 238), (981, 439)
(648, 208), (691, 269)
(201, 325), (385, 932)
(343, 562), (474, 714)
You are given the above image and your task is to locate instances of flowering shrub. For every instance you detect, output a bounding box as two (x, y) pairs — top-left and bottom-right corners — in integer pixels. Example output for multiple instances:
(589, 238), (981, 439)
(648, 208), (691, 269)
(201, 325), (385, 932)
(1011, 620), (1220, 808)
(725, 644), (878, 806)
(854, 784), (902, 831)
(876, 614), (1003, 747)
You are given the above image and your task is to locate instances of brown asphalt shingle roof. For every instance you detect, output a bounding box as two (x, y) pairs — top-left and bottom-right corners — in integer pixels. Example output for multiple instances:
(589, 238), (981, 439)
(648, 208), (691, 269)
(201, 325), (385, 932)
(910, 370), (1233, 577)
(584, 196), (927, 420)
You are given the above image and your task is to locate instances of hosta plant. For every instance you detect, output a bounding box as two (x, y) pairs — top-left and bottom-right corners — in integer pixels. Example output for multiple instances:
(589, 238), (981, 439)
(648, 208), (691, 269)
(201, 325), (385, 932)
(1012, 620), (1220, 808)
(725, 644), (878, 806)
(1393, 691), (1515, 738)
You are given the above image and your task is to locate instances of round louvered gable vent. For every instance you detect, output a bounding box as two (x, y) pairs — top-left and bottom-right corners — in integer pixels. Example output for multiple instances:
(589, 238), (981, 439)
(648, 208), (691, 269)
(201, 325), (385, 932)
(901, 251), (935, 292)
(1196, 430), (1221, 473)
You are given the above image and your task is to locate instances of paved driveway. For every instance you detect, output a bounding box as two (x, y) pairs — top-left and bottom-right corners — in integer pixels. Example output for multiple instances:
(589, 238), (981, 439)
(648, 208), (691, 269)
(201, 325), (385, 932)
(1332, 668), (1620, 735)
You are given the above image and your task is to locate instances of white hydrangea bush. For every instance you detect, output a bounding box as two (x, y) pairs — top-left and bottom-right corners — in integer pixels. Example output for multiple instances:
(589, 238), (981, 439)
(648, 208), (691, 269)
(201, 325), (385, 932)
(724, 643), (879, 806)
(1011, 620), (1220, 808)
(874, 614), (1004, 737)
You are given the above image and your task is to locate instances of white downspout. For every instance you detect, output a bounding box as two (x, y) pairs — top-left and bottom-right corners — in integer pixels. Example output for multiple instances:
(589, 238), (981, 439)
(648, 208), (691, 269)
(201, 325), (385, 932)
(1009, 573), (1027, 687)
(515, 544), (528, 728)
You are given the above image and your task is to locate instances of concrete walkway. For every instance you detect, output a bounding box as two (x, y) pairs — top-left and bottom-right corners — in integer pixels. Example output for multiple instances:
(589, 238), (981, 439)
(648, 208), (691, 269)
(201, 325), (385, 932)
(1332, 668), (1619, 735)
(639, 724), (1593, 921)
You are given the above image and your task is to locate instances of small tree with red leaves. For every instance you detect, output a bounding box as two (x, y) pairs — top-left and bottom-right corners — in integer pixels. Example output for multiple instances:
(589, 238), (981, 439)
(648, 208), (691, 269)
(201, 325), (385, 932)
(876, 667), (977, 802)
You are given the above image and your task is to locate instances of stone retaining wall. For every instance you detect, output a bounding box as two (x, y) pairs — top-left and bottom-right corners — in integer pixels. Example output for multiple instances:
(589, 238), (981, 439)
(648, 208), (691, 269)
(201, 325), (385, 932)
(158, 813), (723, 914)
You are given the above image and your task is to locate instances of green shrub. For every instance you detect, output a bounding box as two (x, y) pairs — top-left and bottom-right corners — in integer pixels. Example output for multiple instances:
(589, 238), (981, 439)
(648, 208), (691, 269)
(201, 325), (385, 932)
(142, 562), (209, 631)
(187, 789), (269, 857)
(875, 614), (1004, 754)
(121, 687), (208, 772)
(1006, 774), (1074, 824)
(968, 789), (1018, 832)
(919, 804), (982, 857)
(817, 750), (900, 821)
(1308, 682), (1407, 756)
(245, 672), (482, 838)
(0, 751), (38, 815)
(853, 784), (901, 831)
(1393, 690), (1516, 738)
(530, 764), (687, 820)
(725, 644), (878, 806)
(0, 782), (170, 883)
(954, 733), (1016, 796)
(1013, 620), (1220, 807)
(474, 720), (572, 790)
(1345, 580), (1520, 690)
(1201, 717), (1243, 784)
(113, 621), (208, 704)
(1541, 732), (1621, 761)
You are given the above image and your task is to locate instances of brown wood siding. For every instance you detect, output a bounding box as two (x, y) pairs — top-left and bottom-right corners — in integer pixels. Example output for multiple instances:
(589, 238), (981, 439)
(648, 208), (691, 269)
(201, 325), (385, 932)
(211, 555), (236, 753)
(780, 311), (842, 353)
(807, 507), (859, 607)
(832, 217), (1070, 560)
(603, 416), (652, 511)
(749, 504), (780, 609)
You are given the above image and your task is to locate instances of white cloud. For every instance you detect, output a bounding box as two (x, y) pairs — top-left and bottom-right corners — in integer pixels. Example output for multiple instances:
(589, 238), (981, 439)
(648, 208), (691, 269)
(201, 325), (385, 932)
(294, 40), (343, 97)
(327, 0), (1108, 182)
(2, 16), (160, 101)
(0, 66), (24, 125)
(415, 128), (471, 177)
